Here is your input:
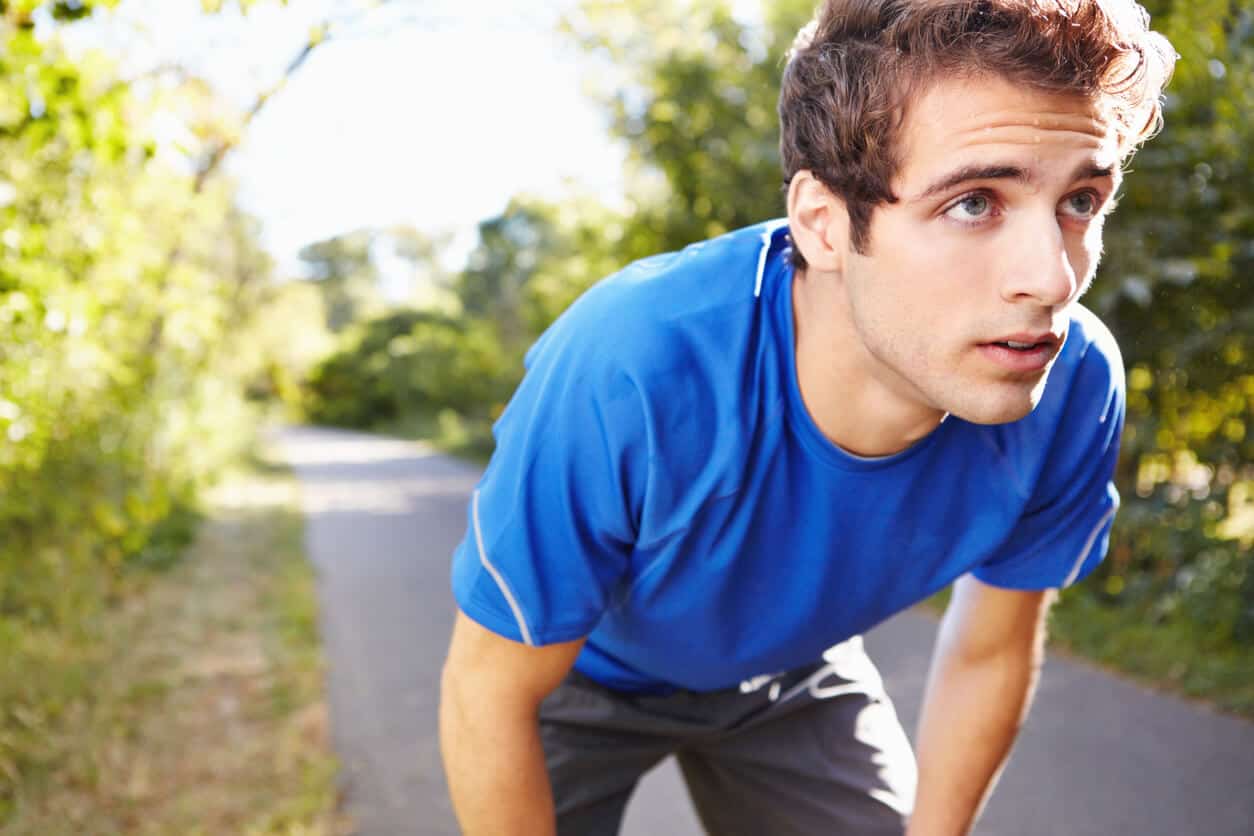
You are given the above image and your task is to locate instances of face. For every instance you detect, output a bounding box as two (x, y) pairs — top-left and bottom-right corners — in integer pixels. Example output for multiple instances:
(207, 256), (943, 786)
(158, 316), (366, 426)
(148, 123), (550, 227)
(840, 74), (1121, 425)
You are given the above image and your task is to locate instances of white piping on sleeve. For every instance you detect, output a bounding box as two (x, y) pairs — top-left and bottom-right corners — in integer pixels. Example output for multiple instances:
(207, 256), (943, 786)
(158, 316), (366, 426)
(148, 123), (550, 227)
(752, 226), (773, 298)
(1062, 504), (1117, 588)
(472, 489), (536, 646)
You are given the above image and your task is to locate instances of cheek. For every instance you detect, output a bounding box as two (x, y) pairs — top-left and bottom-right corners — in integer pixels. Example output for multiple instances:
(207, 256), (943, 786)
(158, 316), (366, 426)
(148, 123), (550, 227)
(859, 217), (977, 320)
(918, 222), (990, 279)
(864, 243), (972, 346)
(861, 255), (928, 321)
(1073, 221), (1106, 282)
(873, 232), (960, 291)
(1083, 219), (1106, 261)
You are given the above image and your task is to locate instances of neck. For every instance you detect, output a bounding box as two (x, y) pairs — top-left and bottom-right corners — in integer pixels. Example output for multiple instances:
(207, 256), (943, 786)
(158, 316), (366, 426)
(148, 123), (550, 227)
(791, 265), (946, 457)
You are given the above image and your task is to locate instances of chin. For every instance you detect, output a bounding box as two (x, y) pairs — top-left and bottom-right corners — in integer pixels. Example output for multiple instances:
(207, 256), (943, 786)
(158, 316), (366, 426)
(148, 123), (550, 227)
(947, 379), (1048, 426)
(957, 402), (1036, 425)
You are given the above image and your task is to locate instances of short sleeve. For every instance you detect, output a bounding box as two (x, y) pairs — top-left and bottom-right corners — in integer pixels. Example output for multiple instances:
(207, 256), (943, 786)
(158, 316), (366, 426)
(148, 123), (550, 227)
(450, 313), (650, 646)
(974, 327), (1126, 591)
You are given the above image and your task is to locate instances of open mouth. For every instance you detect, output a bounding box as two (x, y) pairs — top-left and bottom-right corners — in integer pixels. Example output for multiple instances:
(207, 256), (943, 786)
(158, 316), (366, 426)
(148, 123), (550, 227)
(991, 339), (1049, 351)
(977, 334), (1062, 372)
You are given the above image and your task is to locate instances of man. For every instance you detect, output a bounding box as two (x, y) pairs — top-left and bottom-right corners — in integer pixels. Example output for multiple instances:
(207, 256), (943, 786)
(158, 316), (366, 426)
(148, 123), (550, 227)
(440, 1), (1175, 833)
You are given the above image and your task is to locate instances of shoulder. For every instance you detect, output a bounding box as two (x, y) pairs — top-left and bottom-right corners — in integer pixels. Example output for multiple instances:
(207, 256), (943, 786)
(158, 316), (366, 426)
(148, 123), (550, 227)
(968, 307), (1124, 494)
(512, 223), (788, 533)
(966, 307), (1127, 589)
(1020, 305), (1124, 437)
(524, 221), (780, 384)
(1010, 305), (1125, 498)
(1061, 304), (1125, 399)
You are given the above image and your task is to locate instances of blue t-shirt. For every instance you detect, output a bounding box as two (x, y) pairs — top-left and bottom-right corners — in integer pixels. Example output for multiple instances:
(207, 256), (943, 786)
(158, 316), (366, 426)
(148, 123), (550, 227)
(451, 220), (1125, 693)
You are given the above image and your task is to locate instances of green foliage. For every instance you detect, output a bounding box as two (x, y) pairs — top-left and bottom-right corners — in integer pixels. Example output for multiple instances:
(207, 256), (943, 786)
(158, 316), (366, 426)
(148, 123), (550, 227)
(458, 203), (565, 343)
(234, 280), (336, 412)
(1, 0), (119, 28)
(459, 196), (631, 339)
(1083, 0), (1254, 642)
(299, 229), (384, 332)
(304, 310), (521, 430)
(1050, 588), (1254, 716)
(3, 465), (342, 832)
(0, 12), (277, 795)
(564, 0), (814, 258)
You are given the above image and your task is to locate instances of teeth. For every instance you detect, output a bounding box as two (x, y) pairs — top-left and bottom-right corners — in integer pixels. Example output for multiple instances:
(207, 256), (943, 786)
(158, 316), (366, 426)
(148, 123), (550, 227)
(1005, 340), (1036, 349)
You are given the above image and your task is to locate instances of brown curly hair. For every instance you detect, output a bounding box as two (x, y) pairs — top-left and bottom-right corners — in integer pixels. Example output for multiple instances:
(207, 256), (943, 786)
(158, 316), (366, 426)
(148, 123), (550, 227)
(779, 0), (1176, 262)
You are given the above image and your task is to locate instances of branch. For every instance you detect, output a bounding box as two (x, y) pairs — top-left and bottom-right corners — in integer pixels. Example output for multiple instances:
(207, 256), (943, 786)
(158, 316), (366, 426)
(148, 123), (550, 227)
(191, 31), (319, 193)
(150, 1), (414, 356)
(189, 0), (420, 193)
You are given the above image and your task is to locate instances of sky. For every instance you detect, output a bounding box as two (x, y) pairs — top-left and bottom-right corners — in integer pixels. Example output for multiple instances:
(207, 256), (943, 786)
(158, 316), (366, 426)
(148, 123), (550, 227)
(66, 0), (629, 276)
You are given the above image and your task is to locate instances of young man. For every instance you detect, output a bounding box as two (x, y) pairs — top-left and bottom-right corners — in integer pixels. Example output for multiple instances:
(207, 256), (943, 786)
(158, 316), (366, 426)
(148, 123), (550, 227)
(440, 2), (1175, 834)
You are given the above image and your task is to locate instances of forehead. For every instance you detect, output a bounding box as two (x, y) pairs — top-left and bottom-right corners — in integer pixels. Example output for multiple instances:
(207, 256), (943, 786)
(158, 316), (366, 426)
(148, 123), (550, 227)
(896, 75), (1119, 188)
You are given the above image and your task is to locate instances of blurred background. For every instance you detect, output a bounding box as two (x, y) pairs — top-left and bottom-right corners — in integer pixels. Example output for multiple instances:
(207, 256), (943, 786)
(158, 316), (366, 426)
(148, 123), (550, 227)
(0, 0), (1249, 831)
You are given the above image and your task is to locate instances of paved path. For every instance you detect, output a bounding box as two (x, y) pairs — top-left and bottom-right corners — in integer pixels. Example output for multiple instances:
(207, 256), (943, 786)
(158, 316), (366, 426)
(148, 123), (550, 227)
(273, 426), (1254, 836)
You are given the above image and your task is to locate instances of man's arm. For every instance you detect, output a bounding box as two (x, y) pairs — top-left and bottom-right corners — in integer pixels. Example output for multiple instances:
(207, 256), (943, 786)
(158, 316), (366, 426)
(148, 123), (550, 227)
(907, 574), (1057, 836)
(440, 611), (584, 836)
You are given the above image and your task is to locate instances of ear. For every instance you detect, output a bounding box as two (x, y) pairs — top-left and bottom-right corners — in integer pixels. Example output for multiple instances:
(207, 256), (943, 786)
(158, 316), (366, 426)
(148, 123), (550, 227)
(786, 170), (850, 274)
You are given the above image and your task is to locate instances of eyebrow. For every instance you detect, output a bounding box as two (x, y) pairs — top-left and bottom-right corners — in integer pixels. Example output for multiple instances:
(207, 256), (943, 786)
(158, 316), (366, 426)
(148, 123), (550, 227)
(912, 162), (1117, 201)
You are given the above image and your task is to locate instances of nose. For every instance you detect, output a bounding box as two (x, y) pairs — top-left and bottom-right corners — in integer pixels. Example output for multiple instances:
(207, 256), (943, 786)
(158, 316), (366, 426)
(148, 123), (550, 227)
(1000, 216), (1078, 308)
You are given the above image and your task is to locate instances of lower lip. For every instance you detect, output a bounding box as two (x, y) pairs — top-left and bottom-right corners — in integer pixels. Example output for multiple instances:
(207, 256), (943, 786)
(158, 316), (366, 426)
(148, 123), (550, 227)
(977, 342), (1058, 372)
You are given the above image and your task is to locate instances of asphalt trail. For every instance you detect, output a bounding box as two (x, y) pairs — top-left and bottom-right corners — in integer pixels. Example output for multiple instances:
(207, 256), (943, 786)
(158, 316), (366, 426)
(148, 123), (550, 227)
(273, 426), (1254, 836)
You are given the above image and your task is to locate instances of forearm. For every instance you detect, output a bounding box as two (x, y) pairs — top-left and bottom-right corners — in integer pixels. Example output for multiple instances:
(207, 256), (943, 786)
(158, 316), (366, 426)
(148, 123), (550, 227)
(907, 642), (1041, 836)
(440, 669), (556, 836)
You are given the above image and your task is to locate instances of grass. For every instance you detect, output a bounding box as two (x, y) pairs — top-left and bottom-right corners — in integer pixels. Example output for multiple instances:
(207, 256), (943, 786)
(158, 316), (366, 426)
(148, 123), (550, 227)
(921, 586), (1254, 719)
(1047, 592), (1254, 718)
(0, 456), (348, 835)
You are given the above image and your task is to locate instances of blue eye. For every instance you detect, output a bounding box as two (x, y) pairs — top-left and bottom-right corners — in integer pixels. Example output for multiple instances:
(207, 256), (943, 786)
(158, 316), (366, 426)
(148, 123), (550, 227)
(1063, 192), (1097, 217)
(944, 194), (993, 222)
(956, 195), (989, 217)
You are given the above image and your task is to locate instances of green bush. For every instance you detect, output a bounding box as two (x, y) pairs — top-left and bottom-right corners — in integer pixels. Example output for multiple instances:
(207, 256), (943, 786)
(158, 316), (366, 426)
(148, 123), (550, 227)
(0, 8), (272, 793)
(305, 310), (523, 430)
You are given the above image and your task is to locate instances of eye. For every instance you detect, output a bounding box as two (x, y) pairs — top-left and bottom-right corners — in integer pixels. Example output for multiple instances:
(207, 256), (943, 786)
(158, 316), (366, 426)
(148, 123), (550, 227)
(1060, 191), (1099, 219)
(943, 193), (995, 222)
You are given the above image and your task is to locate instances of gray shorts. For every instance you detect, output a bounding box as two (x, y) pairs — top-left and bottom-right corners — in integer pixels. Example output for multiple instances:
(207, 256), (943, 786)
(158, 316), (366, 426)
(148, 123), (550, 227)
(539, 637), (917, 836)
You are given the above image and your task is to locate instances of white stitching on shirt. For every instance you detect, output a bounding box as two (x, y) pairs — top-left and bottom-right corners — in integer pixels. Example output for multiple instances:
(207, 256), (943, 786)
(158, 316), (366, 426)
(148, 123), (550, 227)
(472, 489), (536, 646)
(753, 225), (773, 298)
(1063, 504), (1117, 588)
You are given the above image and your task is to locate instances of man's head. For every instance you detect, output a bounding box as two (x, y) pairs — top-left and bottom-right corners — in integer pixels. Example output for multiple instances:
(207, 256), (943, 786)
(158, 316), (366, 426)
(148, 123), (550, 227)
(779, 0), (1174, 429)
(780, 0), (1175, 258)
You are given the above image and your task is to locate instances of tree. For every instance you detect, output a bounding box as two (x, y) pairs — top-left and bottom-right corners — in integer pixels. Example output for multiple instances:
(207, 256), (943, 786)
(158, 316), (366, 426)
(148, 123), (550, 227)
(456, 201), (565, 346)
(563, 0), (815, 258)
(299, 229), (384, 331)
(0, 0), (339, 793)
(387, 224), (457, 310)
(1084, 0), (1254, 638)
